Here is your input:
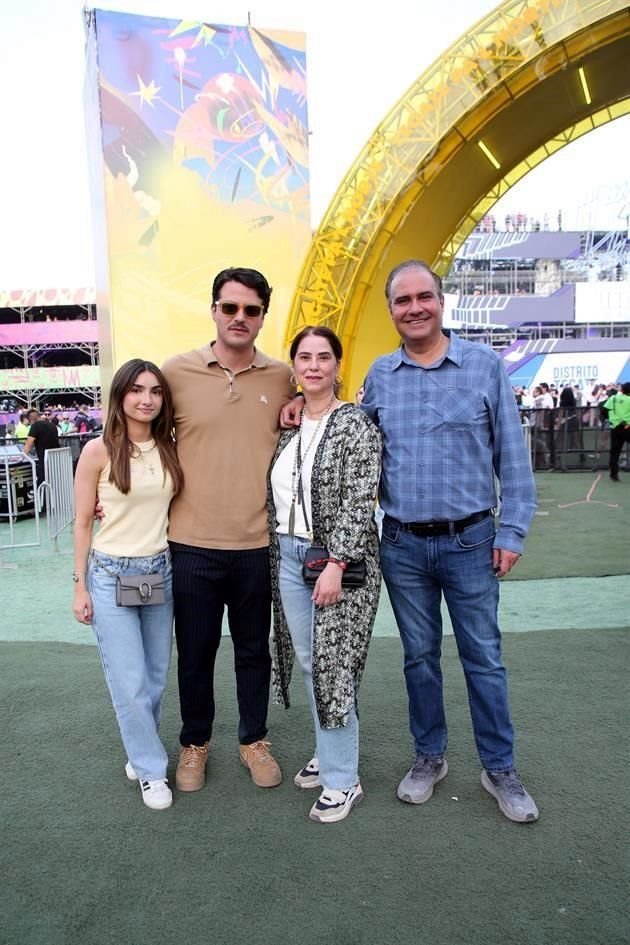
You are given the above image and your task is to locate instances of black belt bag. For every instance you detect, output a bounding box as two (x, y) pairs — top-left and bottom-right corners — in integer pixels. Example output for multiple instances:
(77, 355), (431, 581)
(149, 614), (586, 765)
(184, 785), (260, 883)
(302, 546), (367, 588)
(116, 574), (166, 607)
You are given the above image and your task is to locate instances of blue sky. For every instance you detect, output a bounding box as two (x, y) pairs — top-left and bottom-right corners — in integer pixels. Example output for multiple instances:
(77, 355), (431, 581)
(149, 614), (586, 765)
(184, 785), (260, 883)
(0, 0), (627, 290)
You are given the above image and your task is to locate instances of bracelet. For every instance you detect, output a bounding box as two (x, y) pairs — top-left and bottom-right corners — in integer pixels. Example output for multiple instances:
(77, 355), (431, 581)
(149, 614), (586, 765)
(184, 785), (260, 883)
(72, 572), (85, 583)
(327, 558), (347, 571)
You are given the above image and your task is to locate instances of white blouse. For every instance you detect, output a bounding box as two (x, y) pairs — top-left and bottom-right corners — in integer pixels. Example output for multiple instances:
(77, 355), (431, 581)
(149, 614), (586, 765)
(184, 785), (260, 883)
(271, 414), (331, 538)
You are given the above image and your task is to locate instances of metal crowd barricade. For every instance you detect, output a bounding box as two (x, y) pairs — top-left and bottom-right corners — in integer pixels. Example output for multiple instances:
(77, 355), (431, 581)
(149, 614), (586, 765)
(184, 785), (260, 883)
(521, 406), (615, 472)
(0, 446), (40, 567)
(495, 418), (531, 511)
(40, 447), (75, 552)
(521, 418), (532, 470)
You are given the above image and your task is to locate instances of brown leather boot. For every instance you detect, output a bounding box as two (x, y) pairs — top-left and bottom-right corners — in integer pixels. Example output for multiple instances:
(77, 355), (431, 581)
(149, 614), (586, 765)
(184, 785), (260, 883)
(239, 740), (282, 788)
(175, 742), (209, 792)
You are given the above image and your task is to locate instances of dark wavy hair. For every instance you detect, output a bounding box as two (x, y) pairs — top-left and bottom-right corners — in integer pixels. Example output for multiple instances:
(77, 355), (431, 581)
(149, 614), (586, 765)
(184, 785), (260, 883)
(289, 326), (343, 361)
(103, 359), (183, 496)
(289, 326), (344, 396)
(211, 267), (273, 313)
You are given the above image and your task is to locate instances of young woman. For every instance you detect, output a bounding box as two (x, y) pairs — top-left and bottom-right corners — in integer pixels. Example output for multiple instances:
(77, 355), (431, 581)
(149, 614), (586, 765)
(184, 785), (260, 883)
(268, 327), (382, 824)
(72, 359), (183, 810)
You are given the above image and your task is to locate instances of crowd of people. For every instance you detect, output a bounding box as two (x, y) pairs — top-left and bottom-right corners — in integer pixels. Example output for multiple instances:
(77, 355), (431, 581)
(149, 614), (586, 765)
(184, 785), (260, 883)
(474, 210), (564, 233)
(1, 407), (103, 509)
(5, 404), (102, 440)
(70, 262), (543, 827)
(513, 380), (623, 417)
(512, 380), (629, 478)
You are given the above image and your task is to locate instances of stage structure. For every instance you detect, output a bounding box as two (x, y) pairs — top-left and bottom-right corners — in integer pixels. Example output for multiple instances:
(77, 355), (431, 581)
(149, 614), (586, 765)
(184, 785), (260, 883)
(84, 10), (310, 391)
(0, 290), (99, 409)
(286, 0), (630, 397)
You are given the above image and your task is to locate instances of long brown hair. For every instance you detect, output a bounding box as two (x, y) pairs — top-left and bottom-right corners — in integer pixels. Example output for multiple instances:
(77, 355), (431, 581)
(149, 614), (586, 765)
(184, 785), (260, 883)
(103, 359), (184, 496)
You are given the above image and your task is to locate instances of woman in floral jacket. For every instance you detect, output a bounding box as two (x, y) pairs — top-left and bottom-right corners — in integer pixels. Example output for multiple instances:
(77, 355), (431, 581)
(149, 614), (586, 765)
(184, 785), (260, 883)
(268, 326), (382, 824)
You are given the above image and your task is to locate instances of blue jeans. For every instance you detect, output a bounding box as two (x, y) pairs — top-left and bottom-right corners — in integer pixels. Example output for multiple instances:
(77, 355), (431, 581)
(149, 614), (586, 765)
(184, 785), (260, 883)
(380, 514), (514, 772)
(278, 534), (359, 791)
(88, 549), (174, 781)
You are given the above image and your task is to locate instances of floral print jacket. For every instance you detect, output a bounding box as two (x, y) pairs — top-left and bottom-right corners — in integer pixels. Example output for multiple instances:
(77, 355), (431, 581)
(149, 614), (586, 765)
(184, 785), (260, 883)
(267, 404), (382, 729)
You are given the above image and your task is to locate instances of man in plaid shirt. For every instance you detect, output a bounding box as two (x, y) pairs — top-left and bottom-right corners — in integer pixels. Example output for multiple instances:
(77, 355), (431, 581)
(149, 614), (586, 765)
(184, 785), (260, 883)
(362, 259), (539, 824)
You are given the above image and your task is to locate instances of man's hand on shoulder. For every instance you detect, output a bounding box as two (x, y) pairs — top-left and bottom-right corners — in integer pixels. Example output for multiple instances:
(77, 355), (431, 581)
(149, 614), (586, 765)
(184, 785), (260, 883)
(280, 394), (304, 429)
(493, 547), (520, 578)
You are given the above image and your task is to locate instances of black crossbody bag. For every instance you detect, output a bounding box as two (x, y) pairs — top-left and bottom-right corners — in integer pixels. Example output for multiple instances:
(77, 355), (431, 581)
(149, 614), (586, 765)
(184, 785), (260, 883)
(294, 438), (366, 588)
(302, 545), (367, 588)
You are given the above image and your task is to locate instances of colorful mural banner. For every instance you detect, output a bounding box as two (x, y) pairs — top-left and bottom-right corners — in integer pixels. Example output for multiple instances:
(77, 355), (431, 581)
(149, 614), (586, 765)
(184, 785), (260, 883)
(84, 10), (311, 385)
(0, 288), (96, 309)
(0, 322), (99, 345)
(0, 366), (101, 392)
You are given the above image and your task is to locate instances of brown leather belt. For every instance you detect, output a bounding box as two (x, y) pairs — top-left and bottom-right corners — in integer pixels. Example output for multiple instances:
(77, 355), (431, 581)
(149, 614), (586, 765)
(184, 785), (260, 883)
(398, 509), (491, 537)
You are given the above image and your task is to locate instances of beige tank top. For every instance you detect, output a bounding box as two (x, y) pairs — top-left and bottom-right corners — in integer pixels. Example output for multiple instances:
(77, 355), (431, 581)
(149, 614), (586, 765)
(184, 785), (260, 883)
(92, 440), (174, 557)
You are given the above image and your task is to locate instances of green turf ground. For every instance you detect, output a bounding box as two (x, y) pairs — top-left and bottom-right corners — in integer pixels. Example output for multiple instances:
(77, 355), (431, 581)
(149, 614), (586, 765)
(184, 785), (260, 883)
(1, 632), (628, 945)
(1, 471), (628, 945)
(506, 472), (629, 580)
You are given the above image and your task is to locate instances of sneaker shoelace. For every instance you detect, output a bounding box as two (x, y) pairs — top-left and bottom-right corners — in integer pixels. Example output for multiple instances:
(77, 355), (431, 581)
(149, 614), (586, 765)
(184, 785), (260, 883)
(181, 745), (207, 768)
(411, 756), (442, 779)
(494, 770), (526, 796)
(141, 778), (168, 792)
(248, 740), (274, 763)
(319, 789), (348, 806)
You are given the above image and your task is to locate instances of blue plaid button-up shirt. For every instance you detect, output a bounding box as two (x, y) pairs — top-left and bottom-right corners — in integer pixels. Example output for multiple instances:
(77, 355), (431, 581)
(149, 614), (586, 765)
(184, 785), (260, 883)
(361, 331), (537, 554)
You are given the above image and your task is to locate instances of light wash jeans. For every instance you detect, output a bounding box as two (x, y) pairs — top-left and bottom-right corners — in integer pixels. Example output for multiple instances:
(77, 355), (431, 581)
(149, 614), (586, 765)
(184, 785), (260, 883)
(380, 514), (515, 772)
(88, 549), (174, 781)
(278, 534), (359, 791)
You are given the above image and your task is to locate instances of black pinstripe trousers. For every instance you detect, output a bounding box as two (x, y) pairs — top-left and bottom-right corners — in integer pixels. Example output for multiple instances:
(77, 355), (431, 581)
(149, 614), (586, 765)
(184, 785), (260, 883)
(170, 542), (272, 747)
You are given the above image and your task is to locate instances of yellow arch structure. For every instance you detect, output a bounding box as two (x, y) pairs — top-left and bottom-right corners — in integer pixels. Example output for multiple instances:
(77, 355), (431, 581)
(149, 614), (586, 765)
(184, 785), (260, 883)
(285, 0), (630, 396)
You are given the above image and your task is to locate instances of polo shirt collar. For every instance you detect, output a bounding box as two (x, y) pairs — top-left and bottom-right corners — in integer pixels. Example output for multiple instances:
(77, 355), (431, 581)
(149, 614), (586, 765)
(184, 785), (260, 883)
(392, 330), (463, 370)
(201, 342), (270, 368)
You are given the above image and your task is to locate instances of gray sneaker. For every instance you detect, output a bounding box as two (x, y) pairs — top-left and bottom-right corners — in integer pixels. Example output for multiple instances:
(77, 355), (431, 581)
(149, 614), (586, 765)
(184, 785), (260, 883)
(481, 769), (539, 823)
(397, 755), (448, 804)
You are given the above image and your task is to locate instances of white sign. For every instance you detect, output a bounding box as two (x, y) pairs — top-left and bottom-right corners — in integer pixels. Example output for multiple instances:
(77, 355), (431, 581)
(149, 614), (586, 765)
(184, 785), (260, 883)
(529, 351), (628, 389)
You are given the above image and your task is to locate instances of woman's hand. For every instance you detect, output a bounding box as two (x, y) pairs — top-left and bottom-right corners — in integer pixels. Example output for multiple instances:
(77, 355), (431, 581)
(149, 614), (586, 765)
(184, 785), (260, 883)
(311, 563), (343, 607)
(73, 588), (93, 624)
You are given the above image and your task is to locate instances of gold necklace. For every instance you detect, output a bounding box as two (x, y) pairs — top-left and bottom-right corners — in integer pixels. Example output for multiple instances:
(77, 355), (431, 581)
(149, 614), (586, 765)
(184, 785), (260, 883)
(135, 441), (157, 476)
(304, 397), (338, 420)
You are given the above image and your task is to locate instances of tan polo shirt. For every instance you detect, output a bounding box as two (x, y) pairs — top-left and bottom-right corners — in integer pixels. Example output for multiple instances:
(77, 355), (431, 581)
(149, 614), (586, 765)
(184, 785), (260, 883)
(162, 343), (293, 550)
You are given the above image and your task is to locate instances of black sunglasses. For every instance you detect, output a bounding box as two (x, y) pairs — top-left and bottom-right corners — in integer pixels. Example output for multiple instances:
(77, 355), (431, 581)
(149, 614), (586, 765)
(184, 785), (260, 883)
(215, 300), (264, 318)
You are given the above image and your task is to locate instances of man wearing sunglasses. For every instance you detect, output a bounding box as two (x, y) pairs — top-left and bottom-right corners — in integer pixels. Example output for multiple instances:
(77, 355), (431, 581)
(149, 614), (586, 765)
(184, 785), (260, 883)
(162, 267), (294, 794)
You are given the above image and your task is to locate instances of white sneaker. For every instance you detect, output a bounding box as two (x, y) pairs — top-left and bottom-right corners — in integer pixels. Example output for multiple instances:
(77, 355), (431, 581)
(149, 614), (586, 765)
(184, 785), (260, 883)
(140, 779), (173, 810)
(125, 761), (138, 781)
(294, 757), (320, 789)
(309, 783), (363, 823)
